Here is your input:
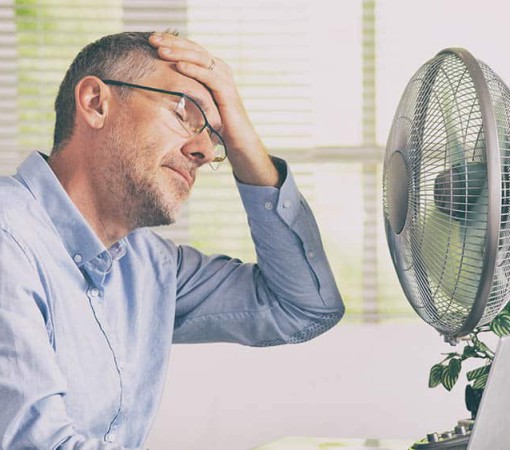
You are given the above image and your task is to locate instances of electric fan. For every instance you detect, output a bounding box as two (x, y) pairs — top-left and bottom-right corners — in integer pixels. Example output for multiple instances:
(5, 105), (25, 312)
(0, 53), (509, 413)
(383, 48), (510, 449)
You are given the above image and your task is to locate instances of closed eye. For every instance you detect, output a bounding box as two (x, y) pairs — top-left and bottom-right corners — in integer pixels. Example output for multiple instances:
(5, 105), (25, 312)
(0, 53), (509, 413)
(174, 97), (187, 122)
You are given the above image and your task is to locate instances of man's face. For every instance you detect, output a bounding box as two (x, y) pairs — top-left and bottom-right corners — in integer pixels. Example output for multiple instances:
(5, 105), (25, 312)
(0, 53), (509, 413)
(99, 60), (220, 229)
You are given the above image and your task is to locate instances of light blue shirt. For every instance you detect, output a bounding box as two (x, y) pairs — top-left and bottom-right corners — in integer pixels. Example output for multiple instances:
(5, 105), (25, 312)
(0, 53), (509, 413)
(0, 152), (344, 449)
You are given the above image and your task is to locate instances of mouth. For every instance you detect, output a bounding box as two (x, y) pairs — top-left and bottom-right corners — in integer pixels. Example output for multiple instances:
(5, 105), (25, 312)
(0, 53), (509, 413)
(163, 165), (194, 188)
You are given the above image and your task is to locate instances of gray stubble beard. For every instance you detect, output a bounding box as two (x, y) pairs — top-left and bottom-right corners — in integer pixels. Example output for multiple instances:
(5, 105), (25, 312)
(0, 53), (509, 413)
(101, 119), (189, 231)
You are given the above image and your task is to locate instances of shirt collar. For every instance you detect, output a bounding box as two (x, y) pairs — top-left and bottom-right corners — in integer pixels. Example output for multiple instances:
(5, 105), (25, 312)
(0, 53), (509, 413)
(14, 151), (108, 267)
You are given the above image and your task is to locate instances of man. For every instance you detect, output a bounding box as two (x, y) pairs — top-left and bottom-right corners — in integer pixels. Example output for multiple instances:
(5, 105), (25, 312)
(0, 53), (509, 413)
(0, 31), (344, 449)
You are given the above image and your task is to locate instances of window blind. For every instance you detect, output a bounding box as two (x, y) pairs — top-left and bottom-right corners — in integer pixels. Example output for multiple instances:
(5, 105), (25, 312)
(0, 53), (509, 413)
(13, 0), (121, 162)
(0, 0), (414, 319)
(123, 0), (186, 32)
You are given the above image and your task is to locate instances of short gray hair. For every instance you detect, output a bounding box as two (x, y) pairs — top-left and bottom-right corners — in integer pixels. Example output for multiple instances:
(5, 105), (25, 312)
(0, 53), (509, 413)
(52, 31), (175, 153)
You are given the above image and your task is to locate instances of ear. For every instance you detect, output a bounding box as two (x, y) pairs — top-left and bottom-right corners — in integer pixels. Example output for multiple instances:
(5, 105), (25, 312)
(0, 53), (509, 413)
(74, 76), (111, 130)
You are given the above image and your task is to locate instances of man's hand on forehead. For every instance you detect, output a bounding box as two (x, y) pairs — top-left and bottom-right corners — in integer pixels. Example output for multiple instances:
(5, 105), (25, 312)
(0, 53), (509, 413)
(148, 32), (247, 153)
(149, 32), (235, 107)
(148, 32), (281, 188)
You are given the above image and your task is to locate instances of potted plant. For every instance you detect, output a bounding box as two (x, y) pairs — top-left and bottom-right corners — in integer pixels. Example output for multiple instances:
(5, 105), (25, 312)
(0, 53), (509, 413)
(428, 301), (510, 418)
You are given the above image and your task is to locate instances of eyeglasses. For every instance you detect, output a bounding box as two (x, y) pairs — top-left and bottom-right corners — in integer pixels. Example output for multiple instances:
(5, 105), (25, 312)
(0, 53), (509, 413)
(102, 79), (227, 169)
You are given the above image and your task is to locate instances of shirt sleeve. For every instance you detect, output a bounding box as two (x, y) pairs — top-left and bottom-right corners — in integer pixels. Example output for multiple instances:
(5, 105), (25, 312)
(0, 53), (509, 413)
(173, 157), (345, 346)
(0, 228), (124, 450)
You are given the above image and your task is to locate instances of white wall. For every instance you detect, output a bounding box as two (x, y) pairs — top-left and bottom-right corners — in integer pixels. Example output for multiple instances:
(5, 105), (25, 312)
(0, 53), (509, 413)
(145, 321), (470, 450)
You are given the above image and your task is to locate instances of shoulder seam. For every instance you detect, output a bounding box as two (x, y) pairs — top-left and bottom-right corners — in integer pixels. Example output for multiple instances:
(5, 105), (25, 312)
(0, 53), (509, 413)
(0, 226), (37, 272)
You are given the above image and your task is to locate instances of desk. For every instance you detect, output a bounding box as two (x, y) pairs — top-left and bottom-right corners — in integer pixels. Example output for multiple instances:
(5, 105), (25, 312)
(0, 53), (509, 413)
(252, 437), (412, 450)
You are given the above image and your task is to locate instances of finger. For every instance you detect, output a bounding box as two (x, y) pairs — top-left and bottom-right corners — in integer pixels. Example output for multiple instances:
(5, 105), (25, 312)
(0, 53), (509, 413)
(150, 33), (215, 71)
(174, 60), (235, 105)
(149, 32), (176, 49)
(150, 33), (203, 53)
(174, 61), (216, 83)
(157, 46), (213, 70)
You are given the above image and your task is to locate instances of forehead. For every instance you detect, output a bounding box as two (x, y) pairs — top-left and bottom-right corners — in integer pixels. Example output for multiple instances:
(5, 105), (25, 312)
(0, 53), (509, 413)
(142, 60), (216, 114)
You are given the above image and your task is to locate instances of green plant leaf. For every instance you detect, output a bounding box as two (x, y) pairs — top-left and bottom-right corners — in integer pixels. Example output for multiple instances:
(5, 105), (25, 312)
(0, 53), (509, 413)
(429, 364), (444, 388)
(472, 373), (490, 390)
(462, 345), (478, 358)
(467, 364), (491, 382)
(441, 358), (461, 391)
(473, 339), (492, 355)
(490, 312), (510, 337)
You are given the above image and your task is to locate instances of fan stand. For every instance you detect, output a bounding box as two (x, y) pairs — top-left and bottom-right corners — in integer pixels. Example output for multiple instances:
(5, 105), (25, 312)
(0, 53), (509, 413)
(466, 334), (510, 449)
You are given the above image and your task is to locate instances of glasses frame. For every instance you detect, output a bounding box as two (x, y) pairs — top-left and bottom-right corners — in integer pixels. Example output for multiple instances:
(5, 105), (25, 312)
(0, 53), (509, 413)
(102, 79), (227, 164)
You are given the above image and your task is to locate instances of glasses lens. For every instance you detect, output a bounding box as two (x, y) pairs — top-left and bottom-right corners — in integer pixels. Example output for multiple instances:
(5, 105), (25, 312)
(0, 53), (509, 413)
(174, 95), (227, 170)
(173, 96), (205, 135)
(207, 129), (226, 171)
(209, 129), (226, 159)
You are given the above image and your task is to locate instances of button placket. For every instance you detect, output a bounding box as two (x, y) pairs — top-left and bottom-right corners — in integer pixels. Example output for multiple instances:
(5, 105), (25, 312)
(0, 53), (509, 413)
(105, 432), (117, 443)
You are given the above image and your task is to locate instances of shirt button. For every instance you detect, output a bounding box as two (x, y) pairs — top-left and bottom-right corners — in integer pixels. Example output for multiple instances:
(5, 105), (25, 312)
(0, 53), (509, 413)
(264, 201), (273, 210)
(106, 433), (116, 443)
(90, 288), (100, 297)
(283, 200), (292, 208)
(307, 250), (315, 259)
(73, 253), (83, 263)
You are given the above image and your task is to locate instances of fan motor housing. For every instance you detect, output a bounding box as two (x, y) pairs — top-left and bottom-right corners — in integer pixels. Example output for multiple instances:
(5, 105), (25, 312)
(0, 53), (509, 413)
(433, 163), (487, 221)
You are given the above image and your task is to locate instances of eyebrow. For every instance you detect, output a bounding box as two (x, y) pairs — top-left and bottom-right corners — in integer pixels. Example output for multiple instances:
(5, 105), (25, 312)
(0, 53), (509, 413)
(182, 91), (206, 110)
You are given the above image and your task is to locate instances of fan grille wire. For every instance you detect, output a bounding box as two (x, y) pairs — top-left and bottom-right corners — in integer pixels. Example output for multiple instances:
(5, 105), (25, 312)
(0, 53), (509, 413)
(383, 50), (510, 337)
(479, 60), (510, 322)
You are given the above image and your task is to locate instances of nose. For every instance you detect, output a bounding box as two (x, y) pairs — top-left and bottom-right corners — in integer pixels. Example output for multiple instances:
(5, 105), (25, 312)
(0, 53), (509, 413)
(181, 130), (216, 166)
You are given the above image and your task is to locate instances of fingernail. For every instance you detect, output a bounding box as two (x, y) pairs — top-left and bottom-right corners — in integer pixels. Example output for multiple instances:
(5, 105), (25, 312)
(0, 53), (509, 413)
(151, 33), (163, 43)
(161, 48), (172, 55)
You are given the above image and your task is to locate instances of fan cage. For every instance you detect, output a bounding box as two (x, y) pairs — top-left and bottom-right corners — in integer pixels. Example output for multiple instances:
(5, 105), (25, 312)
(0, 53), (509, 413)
(383, 49), (510, 338)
